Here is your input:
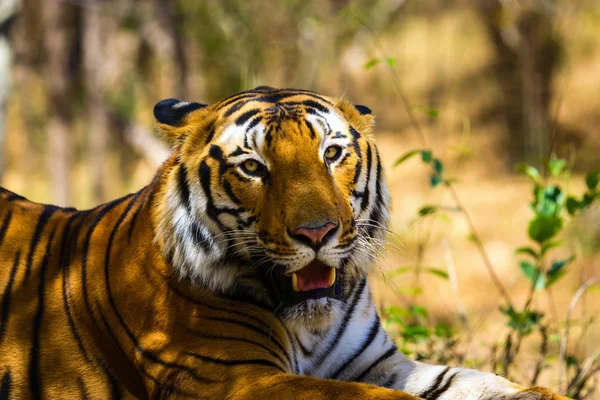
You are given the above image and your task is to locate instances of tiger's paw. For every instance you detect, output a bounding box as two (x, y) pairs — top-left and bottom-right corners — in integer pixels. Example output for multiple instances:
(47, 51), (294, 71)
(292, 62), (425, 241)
(509, 387), (570, 400)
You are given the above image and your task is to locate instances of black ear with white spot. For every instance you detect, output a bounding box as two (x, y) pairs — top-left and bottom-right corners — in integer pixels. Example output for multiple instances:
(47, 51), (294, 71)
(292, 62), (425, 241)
(354, 104), (372, 116)
(153, 98), (207, 127)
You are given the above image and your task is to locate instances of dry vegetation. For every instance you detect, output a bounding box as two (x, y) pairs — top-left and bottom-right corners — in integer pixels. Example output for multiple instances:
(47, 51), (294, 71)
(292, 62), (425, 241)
(0, 0), (599, 398)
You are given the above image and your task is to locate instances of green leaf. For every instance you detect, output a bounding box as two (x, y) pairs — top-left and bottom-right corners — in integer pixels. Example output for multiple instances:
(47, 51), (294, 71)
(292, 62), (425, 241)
(546, 255), (574, 286)
(397, 287), (423, 296)
(424, 268), (449, 280)
(519, 261), (546, 290)
(434, 323), (455, 338)
(516, 246), (538, 259)
(401, 324), (430, 343)
(541, 240), (563, 256)
(546, 269), (567, 287)
(565, 196), (581, 216)
(409, 305), (428, 318)
(418, 205), (438, 217)
(426, 108), (439, 118)
(386, 266), (412, 279)
(582, 192), (596, 208)
(433, 158), (444, 174)
(435, 212), (453, 224)
(548, 159), (567, 177)
(393, 149), (423, 167)
(516, 163), (542, 184)
(528, 215), (563, 243)
(384, 56), (397, 68)
(534, 186), (564, 217)
(585, 170), (599, 191)
(421, 150), (432, 163)
(466, 233), (478, 243)
(430, 175), (443, 187)
(364, 58), (381, 70)
(387, 305), (411, 318)
(499, 305), (543, 335)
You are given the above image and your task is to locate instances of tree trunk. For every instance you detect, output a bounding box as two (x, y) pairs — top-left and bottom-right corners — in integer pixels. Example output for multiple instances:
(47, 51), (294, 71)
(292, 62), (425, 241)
(0, 0), (20, 182)
(151, 0), (189, 99)
(83, 4), (109, 203)
(476, 1), (561, 169)
(42, 2), (79, 206)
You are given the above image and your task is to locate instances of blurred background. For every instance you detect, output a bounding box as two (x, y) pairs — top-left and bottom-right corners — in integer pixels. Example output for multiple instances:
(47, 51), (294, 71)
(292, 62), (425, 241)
(0, 0), (599, 397)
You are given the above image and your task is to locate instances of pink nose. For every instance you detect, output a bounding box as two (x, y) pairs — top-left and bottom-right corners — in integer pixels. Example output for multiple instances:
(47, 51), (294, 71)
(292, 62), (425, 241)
(293, 222), (338, 249)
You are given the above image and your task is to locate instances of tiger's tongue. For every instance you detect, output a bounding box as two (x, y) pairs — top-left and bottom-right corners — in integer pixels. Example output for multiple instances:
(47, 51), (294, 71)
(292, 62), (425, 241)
(296, 260), (332, 291)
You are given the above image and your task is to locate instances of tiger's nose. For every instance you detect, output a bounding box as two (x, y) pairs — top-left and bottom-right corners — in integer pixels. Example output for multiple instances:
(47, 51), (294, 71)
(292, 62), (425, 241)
(290, 221), (338, 251)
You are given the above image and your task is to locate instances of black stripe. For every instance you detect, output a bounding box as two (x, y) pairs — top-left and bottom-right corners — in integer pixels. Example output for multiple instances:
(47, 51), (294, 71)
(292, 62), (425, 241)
(228, 146), (252, 158)
(353, 345), (397, 382)
(204, 121), (216, 144)
(300, 99), (329, 114)
(279, 320), (299, 374)
(0, 369), (11, 400)
(81, 195), (133, 319)
(96, 306), (144, 400)
(25, 206), (59, 280)
(222, 180), (242, 205)
(216, 93), (257, 112)
(331, 313), (381, 379)
(0, 211), (12, 248)
(381, 372), (399, 388)
(77, 377), (89, 399)
(3, 189), (25, 201)
(305, 120), (317, 139)
(190, 221), (213, 253)
(177, 164), (192, 212)
(204, 316), (289, 357)
(350, 127), (362, 185)
(427, 371), (459, 400)
(247, 115), (261, 131)
(295, 334), (315, 358)
(359, 144), (373, 213)
(128, 188), (149, 243)
(0, 252), (20, 343)
(102, 194), (217, 385)
(312, 278), (367, 366)
(198, 161), (228, 229)
(29, 229), (56, 400)
(366, 152), (384, 238)
(418, 367), (450, 399)
(184, 351), (284, 371)
(189, 330), (288, 369)
(235, 109), (260, 126)
(61, 212), (93, 363)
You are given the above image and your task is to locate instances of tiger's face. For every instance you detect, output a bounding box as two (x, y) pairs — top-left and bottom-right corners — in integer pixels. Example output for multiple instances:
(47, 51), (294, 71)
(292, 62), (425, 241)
(154, 87), (390, 328)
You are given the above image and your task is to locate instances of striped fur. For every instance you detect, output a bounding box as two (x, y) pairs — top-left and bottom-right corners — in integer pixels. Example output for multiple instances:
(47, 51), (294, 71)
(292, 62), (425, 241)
(0, 87), (567, 399)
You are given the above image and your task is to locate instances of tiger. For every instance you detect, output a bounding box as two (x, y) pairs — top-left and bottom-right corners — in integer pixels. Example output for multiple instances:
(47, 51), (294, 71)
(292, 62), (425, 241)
(0, 86), (568, 399)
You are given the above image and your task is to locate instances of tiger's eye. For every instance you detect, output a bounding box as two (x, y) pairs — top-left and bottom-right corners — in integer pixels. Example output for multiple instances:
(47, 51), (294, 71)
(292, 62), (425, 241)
(324, 146), (341, 161)
(243, 159), (259, 173)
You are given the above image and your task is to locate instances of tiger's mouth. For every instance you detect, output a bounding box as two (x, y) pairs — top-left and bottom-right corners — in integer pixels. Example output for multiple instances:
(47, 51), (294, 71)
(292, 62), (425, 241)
(261, 259), (343, 307)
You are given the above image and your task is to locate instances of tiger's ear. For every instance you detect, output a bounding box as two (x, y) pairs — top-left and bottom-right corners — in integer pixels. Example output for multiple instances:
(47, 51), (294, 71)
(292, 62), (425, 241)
(153, 98), (208, 147)
(335, 99), (375, 135)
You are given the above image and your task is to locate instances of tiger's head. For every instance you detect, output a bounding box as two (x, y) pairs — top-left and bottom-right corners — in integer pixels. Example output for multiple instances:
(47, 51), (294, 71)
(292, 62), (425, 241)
(153, 87), (390, 328)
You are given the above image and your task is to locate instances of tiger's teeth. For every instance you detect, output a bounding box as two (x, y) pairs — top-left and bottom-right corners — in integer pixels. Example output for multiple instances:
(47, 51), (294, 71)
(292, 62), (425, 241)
(327, 267), (336, 288)
(291, 273), (299, 292)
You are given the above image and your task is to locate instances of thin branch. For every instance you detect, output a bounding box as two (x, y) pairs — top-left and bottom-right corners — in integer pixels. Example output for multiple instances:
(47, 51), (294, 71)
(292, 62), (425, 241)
(348, 7), (514, 309)
(446, 184), (515, 307)
(441, 237), (474, 357)
(559, 275), (600, 394)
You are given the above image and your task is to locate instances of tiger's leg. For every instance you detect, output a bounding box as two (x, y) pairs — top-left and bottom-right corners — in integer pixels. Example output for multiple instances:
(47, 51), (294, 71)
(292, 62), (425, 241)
(151, 368), (421, 399)
(305, 281), (568, 400)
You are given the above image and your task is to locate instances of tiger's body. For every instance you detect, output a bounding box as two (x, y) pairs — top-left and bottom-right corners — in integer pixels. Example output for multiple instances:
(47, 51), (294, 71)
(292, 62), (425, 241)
(0, 87), (567, 399)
